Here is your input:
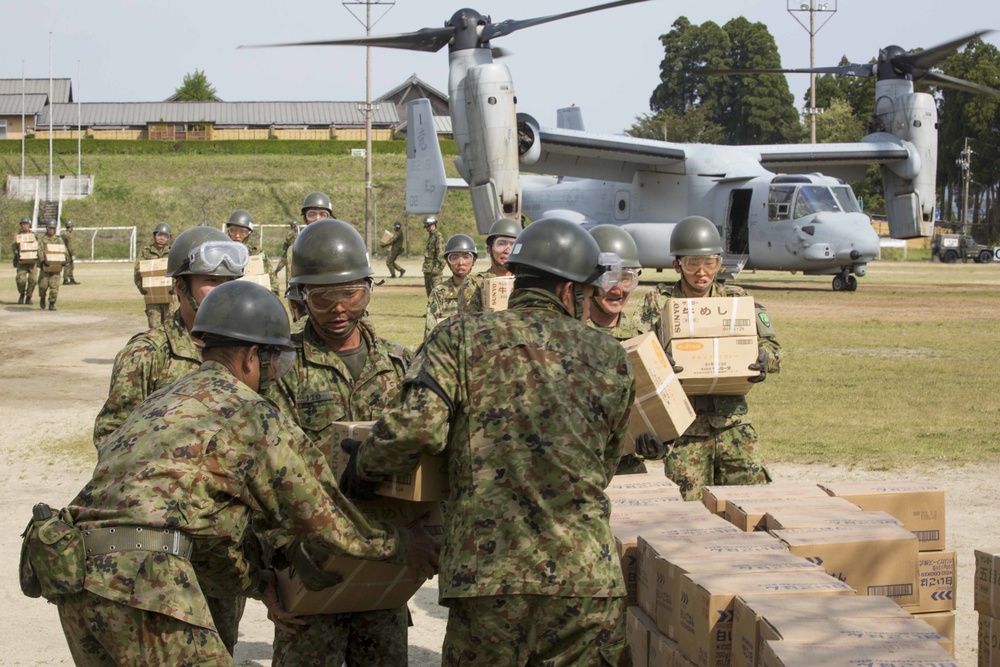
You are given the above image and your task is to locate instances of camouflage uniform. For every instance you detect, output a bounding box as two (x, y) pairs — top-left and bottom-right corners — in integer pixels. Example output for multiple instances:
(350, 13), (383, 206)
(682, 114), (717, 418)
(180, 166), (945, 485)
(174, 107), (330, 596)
(273, 228), (298, 278)
(455, 266), (498, 315)
(61, 228), (76, 283)
(12, 230), (39, 302)
(631, 280), (781, 500)
(60, 361), (409, 666)
(36, 232), (63, 308)
(134, 243), (173, 329)
(424, 276), (463, 339)
(266, 317), (410, 667)
(386, 229), (405, 278)
(422, 228), (445, 296)
(357, 287), (635, 666)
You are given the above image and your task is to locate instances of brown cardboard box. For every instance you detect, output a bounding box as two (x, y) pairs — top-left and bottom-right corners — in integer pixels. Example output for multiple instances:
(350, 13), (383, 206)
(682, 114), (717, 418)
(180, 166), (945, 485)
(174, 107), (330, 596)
(702, 483), (829, 516)
(239, 273), (272, 289)
(731, 594), (910, 667)
(667, 336), (759, 396)
(332, 421), (449, 502)
(621, 333), (697, 448)
(725, 497), (861, 532)
(137, 258), (168, 276)
(902, 549), (956, 613)
(277, 499), (444, 614)
(649, 626), (680, 666)
(141, 275), (174, 304)
(915, 611), (955, 655)
(980, 613), (999, 666)
(244, 254), (266, 275)
(676, 570), (854, 667)
(380, 229), (394, 247)
(16, 234), (38, 262)
(771, 525), (920, 606)
(763, 509), (901, 532)
(627, 605), (655, 667)
(483, 276), (514, 311)
(758, 640), (956, 667)
(607, 470), (682, 502)
(819, 481), (945, 551)
(759, 616), (947, 652)
(663, 296), (757, 340)
(976, 548), (1000, 618)
(41, 243), (67, 271)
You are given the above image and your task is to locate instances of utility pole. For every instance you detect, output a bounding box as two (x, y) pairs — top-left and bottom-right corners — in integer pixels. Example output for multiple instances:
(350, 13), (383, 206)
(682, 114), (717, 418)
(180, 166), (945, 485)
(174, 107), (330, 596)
(957, 137), (973, 234)
(787, 0), (838, 143)
(344, 0), (395, 252)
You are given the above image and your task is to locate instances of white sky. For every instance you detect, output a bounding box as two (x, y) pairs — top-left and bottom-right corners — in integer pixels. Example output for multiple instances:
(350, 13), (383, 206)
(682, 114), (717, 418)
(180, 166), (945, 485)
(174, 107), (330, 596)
(4, 0), (998, 136)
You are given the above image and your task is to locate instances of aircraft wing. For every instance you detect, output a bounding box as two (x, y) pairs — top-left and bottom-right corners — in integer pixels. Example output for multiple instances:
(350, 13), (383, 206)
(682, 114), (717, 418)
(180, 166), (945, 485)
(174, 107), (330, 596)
(747, 132), (914, 181)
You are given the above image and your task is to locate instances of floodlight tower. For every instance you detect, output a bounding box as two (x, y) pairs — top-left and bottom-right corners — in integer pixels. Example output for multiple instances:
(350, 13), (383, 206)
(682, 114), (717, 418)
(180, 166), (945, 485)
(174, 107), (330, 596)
(787, 0), (838, 143)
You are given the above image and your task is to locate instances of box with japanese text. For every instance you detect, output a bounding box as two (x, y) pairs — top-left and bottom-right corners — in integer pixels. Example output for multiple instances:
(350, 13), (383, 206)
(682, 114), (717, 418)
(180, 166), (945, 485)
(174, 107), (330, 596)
(663, 296), (756, 340)
(622, 332), (697, 448)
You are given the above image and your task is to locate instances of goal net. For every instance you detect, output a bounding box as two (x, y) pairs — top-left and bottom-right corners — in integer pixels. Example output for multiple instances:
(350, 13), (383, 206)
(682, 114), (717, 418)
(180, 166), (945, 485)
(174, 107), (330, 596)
(74, 227), (137, 263)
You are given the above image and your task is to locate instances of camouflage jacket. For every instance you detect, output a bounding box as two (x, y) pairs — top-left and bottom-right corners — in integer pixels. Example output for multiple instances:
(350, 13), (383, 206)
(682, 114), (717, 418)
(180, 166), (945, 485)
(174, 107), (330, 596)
(93, 310), (201, 448)
(631, 280), (781, 427)
(133, 243), (171, 292)
(424, 276), (463, 339)
(267, 318), (409, 469)
(280, 229), (298, 255)
(71, 361), (408, 630)
(357, 287), (635, 600)
(422, 230), (445, 273)
(61, 230), (75, 260)
(586, 311), (643, 341)
(455, 266), (497, 315)
(388, 230), (404, 255)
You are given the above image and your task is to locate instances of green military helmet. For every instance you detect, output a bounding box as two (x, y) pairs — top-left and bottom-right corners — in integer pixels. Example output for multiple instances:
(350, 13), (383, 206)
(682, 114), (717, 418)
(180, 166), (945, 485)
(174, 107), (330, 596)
(65, 220), (75, 229)
(226, 210), (255, 232)
(45, 220), (57, 229)
(589, 225), (641, 269)
(444, 233), (478, 258)
(486, 217), (521, 246)
(423, 215), (438, 228)
(301, 191), (333, 216)
(191, 280), (292, 350)
(166, 226), (237, 277)
(393, 221), (401, 230)
(505, 217), (604, 285)
(670, 216), (723, 257)
(153, 221), (172, 238)
(19, 216), (31, 226)
(289, 218), (374, 286)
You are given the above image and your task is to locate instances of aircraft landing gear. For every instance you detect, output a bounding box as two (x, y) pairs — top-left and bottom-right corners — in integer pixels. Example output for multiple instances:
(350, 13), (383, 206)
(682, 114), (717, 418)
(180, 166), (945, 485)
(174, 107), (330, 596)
(832, 270), (858, 292)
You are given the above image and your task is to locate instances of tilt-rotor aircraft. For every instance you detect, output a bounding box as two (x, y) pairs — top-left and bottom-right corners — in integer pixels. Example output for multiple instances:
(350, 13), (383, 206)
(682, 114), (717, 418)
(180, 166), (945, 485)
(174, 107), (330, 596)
(242, 1), (998, 291)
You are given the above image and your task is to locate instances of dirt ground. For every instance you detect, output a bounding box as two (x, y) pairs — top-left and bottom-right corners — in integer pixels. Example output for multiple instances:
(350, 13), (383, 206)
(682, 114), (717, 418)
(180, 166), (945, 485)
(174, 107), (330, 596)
(0, 262), (994, 665)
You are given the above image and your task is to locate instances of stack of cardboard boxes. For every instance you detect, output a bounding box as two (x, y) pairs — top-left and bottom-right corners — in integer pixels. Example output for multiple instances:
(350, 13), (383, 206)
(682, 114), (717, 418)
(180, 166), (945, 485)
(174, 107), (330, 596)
(15, 233), (38, 264)
(977, 547), (1000, 666)
(239, 254), (271, 289)
(137, 258), (172, 304)
(41, 241), (67, 274)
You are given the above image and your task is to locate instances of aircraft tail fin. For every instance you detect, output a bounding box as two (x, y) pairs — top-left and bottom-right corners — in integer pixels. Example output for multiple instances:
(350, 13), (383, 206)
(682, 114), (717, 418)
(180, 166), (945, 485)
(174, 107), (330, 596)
(405, 98), (447, 214)
(556, 106), (585, 131)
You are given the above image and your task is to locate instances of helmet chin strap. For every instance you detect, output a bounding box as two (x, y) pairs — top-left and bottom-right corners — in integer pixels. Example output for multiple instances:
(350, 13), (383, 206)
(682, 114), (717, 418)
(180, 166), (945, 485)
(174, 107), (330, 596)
(573, 284), (587, 322)
(176, 277), (201, 314)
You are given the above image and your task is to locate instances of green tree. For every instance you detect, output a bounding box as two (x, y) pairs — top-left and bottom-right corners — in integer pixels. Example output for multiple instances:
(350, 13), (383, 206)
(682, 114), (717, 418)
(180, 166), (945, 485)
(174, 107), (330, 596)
(815, 98), (864, 143)
(626, 108), (725, 144)
(174, 69), (218, 101)
(808, 56), (877, 123)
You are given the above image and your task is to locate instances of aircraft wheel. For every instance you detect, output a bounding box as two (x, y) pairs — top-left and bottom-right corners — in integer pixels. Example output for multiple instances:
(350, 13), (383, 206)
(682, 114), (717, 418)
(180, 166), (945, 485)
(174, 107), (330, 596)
(832, 275), (846, 291)
(846, 275), (858, 291)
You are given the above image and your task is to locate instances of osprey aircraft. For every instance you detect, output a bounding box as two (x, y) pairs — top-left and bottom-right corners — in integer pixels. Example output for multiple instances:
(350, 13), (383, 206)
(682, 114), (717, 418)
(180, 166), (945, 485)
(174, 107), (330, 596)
(242, 0), (998, 291)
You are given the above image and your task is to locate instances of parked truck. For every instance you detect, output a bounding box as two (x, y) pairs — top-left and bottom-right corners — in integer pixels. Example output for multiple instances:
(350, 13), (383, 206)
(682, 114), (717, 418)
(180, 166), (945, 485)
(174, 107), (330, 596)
(931, 233), (993, 264)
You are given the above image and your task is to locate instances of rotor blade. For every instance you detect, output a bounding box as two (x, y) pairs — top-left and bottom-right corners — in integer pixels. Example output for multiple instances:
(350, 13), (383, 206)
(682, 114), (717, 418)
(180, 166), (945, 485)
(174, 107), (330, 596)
(238, 27), (455, 53)
(899, 30), (995, 72)
(481, 0), (651, 42)
(920, 70), (1000, 96)
(694, 64), (873, 77)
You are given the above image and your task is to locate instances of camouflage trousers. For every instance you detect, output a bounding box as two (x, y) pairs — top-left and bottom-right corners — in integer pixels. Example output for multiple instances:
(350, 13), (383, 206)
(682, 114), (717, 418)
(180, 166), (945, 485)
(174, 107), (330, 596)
(271, 606), (408, 667)
(423, 271), (441, 296)
(442, 595), (628, 667)
(58, 590), (233, 666)
(62, 259), (75, 282)
(664, 421), (772, 501)
(386, 250), (404, 277)
(206, 594), (246, 656)
(15, 264), (37, 298)
(38, 269), (61, 306)
(145, 302), (173, 329)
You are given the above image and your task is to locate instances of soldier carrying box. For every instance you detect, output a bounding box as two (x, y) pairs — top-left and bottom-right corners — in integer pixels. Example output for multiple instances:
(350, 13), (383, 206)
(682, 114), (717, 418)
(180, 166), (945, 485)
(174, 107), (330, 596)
(36, 220), (66, 311)
(12, 217), (38, 305)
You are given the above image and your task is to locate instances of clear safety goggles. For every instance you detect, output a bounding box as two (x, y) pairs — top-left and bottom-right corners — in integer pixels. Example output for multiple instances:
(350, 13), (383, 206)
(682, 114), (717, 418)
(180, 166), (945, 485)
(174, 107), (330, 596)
(447, 252), (475, 265)
(268, 348), (296, 381)
(592, 252), (622, 292)
(303, 283), (372, 313)
(304, 209), (331, 222)
(188, 241), (249, 274)
(678, 254), (722, 272)
(491, 238), (515, 252)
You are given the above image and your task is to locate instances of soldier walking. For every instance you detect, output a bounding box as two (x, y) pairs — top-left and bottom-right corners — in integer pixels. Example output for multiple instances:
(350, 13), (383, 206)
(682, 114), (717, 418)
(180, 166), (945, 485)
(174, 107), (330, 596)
(12, 216), (38, 305)
(36, 221), (63, 311)
(226, 210), (279, 295)
(421, 215), (445, 296)
(134, 222), (173, 328)
(61, 220), (79, 285)
(384, 221), (406, 278)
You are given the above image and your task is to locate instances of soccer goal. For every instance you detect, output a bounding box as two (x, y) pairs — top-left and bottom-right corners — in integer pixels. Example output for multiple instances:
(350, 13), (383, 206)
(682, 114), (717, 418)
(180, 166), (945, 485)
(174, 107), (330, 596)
(74, 226), (137, 263)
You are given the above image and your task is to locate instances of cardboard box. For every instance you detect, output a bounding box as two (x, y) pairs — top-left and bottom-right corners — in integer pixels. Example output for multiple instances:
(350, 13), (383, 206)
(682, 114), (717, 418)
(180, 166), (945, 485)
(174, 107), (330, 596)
(763, 509), (901, 532)
(980, 613), (1000, 667)
(277, 499), (444, 614)
(649, 626), (680, 666)
(621, 333), (697, 448)
(976, 548), (1000, 618)
(663, 296), (757, 340)
(16, 234), (38, 262)
(607, 470), (681, 502)
(332, 422), (448, 502)
(244, 254), (266, 275)
(137, 258), (169, 276)
(668, 336), (759, 396)
(483, 276), (514, 311)
(380, 229), (395, 246)
(239, 273), (272, 289)
(758, 640), (957, 667)
(41, 243), (66, 271)
(759, 616), (947, 652)
(627, 605), (655, 667)
(915, 611), (955, 656)
(141, 275), (174, 304)
(732, 594), (910, 667)
(702, 483), (829, 516)
(676, 570), (854, 667)
(902, 549), (956, 613)
(771, 525), (920, 606)
(819, 481), (945, 551)
(725, 497), (861, 532)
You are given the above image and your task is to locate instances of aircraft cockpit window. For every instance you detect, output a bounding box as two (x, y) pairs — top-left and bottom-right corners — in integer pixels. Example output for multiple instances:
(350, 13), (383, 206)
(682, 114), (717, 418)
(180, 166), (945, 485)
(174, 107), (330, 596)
(793, 186), (841, 218)
(768, 186), (796, 221)
(832, 186), (862, 213)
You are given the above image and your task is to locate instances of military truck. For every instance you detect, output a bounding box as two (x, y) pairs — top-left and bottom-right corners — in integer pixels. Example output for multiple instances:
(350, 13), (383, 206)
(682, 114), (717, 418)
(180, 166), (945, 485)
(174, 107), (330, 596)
(931, 233), (993, 264)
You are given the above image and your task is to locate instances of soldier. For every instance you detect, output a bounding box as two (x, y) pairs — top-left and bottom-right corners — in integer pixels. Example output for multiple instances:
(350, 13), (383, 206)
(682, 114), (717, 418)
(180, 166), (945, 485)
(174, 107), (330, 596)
(36, 220), (63, 311)
(630, 216), (781, 500)
(421, 215), (445, 296)
(456, 217), (520, 314)
(134, 222), (173, 329)
(424, 233), (477, 339)
(342, 217), (635, 666)
(384, 221), (406, 278)
(51, 280), (437, 666)
(301, 191), (334, 225)
(12, 216), (37, 305)
(61, 220), (79, 285)
(265, 218), (412, 667)
(272, 220), (299, 279)
(226, 210), (279, 295)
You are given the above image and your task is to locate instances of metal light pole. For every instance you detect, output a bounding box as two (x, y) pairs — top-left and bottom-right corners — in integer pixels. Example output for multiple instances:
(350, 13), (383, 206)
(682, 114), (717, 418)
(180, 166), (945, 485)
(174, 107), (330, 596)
(787, 0), (838, 143)
(957, 137), (973, 234)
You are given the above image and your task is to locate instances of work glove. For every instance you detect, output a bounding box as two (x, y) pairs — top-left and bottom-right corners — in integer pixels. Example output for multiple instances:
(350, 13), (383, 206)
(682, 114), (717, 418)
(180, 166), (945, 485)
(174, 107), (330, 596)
(748, 348), (769, 383)
(338, 438), (380, 500)
(140, 288), (148, 295)
(665, 349), (683, 374)
(634, 433), (669, 460)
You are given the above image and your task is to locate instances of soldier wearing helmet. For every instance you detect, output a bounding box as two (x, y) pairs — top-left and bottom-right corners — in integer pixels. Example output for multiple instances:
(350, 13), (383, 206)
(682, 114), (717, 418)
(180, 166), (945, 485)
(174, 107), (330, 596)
(456, 216), (521, 314)
(301, 191), (334, 225)
(264, 218), (416, 667)
(423, 233), (478, 338)
(226, 210), (279, 295)
(342, 217), (635, 666)
(421, 215), (445, 295)
(272, 220), (300, 285)
(134, 222), (174, 328)
(12, 216), (38, 305)
(631, 215), (781, 500)
(36, 220), (63, 310)
(61, 220), (79, 285)
(57, 280), (435, 665)
(587, 225), (643, 341)
(93, 225), (251, 653)
(383, 221), (406, 278)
